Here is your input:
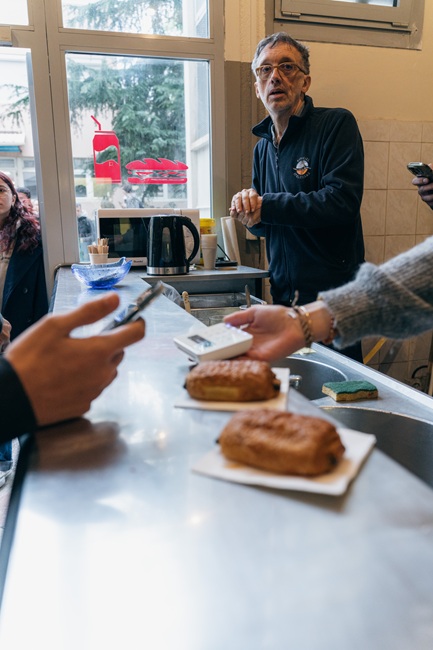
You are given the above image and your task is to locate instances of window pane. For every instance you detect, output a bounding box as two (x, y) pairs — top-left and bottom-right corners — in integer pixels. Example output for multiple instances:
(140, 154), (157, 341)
(0, 48), (39, 214)
(62, 0), (209, 38)
(334, 0), (397, 5)
(0, 2), (29, 25)
(65, 52), (211, 261)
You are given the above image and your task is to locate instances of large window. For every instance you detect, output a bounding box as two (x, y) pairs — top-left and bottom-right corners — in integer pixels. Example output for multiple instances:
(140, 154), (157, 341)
(0, 49), (37, 202)
(0, 3), (29, 25)
(66, 52), (211, 259)
(62, 0), (209, 38)
(273, 0), (424, 48)
(5, 0), (224, 277)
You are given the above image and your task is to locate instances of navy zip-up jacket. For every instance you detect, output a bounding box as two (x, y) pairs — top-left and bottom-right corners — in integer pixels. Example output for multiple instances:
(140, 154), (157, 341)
(249, 95), (365, 306)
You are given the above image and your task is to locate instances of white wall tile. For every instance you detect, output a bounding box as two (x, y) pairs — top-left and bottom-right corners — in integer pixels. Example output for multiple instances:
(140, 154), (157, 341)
(421, 143), (433, 163)
(389, 121), (422, 143)
(422, 122), (433, 143)
(384, 234), (415, 260)
(415, 234), (433, 246)
(416, 199), (433, 235)
(361, 190), (386, 235)
(388, 142), (422, 189)
(385, 190), (417, 235)
(363, 141), (389, 189)
(358, 120), (390, 142)
(364, 235), (385, 264)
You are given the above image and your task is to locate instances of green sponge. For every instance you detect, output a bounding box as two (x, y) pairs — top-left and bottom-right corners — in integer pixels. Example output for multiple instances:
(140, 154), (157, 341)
(322, 380), (378, 402)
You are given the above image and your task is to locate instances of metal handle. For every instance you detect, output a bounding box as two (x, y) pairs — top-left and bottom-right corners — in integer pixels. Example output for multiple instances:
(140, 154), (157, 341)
(245, 284), (251, 308)
(289, 374), (302, 389)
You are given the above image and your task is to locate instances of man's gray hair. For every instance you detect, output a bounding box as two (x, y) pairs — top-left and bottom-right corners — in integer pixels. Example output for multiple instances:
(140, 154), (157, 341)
(251, 32), (310, 76)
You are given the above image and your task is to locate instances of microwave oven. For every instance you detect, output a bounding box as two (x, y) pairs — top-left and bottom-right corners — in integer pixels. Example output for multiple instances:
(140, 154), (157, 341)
(96, 208), (201, 266)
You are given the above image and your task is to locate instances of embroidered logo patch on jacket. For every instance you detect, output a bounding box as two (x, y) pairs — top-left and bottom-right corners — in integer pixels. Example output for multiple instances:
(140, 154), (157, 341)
(293, 158), (311, 178)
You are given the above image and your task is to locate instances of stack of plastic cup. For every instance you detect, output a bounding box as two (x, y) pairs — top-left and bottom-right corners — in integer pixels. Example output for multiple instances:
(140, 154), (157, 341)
(201, 234), (218, 270)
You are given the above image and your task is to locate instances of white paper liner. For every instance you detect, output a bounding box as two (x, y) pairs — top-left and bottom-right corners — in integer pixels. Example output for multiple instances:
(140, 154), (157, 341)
(192, 428), (376, 496)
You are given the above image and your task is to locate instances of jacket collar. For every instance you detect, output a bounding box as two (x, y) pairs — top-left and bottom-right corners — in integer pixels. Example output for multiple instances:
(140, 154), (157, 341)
(252, 95), (313, 144)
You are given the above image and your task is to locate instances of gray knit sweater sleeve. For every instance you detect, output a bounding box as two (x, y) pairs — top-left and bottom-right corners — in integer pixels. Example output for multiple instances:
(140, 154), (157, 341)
(319, 236), (433, 349)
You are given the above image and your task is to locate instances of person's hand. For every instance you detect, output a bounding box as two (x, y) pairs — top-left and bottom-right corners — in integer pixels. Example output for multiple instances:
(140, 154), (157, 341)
(5, 293), (145, 427)
(224, 305), (306, 361)
(224, 301), (336, 362)
(229, 188), (262, 227)
(412, 164), (433, 209)
(0, 316), (12, 352)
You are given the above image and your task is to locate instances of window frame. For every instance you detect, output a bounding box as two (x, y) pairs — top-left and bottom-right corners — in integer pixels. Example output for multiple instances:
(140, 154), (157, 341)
(272, 0), (424, 49)
(8, 0), (225, 289)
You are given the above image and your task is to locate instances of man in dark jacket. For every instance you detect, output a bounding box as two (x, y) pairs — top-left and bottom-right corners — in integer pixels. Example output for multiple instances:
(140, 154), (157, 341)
(230, 32), (365, 360)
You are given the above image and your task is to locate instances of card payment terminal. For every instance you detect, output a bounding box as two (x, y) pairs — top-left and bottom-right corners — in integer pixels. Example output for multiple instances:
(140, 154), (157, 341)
(173, 322), (253, 362)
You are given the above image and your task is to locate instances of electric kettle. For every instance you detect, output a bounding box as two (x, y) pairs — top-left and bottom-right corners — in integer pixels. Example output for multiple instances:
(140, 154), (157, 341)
(147, 214), (200, 275)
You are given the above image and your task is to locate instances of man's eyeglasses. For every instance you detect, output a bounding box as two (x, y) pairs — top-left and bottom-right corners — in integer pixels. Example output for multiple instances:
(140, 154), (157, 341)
(255, 62), (307, 82)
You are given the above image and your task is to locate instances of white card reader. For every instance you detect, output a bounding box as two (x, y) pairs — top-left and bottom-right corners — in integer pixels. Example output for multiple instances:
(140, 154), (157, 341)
(173, 322), (253, 362)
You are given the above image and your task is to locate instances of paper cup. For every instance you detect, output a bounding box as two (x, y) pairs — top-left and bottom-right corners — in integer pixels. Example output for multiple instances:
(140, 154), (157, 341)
(201, 234), (217, 270)
(89, 253), (109, 265)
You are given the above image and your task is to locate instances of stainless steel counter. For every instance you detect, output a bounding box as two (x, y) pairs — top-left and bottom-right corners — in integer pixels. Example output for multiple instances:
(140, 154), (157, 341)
(1, 268), (433, 649)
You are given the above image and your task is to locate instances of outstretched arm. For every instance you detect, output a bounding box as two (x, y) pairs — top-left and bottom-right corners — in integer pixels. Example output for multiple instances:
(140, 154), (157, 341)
(5, 293), (145, 428)
(224, 302), (332, 362)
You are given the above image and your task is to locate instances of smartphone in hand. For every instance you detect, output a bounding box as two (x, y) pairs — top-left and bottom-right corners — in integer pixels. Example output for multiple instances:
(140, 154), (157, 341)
(103, 281), (164, 330)
(407, 162), (433, 182)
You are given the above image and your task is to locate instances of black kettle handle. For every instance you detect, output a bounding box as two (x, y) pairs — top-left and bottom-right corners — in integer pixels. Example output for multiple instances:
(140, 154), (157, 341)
(179, 216), (201, 265)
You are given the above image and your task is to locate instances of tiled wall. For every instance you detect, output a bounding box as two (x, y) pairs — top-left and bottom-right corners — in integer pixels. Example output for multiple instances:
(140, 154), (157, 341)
(359, 120), (433, 390)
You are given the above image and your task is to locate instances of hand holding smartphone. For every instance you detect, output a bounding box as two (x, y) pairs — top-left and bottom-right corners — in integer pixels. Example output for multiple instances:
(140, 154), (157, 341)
(407, 162), (433, 182)
(102, 281), (163, 331)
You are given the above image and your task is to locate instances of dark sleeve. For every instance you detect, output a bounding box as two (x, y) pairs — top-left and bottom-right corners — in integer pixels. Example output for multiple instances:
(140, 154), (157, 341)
(248, 143), (268, 239)
(0, 357), (37, 442)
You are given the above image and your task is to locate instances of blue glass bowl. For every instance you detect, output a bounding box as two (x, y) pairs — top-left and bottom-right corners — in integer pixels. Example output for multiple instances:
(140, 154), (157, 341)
(71, 257), (132, 289)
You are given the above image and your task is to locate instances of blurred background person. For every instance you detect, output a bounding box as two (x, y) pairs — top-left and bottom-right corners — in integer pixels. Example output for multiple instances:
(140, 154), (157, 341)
(123, 182), (144, 208)
(0, 172), (48, 487)
(16, 186), (38, 219)
(0, 312), (12, 486)
(76, 202), (96, 262)
(0, 173), (48, 340)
